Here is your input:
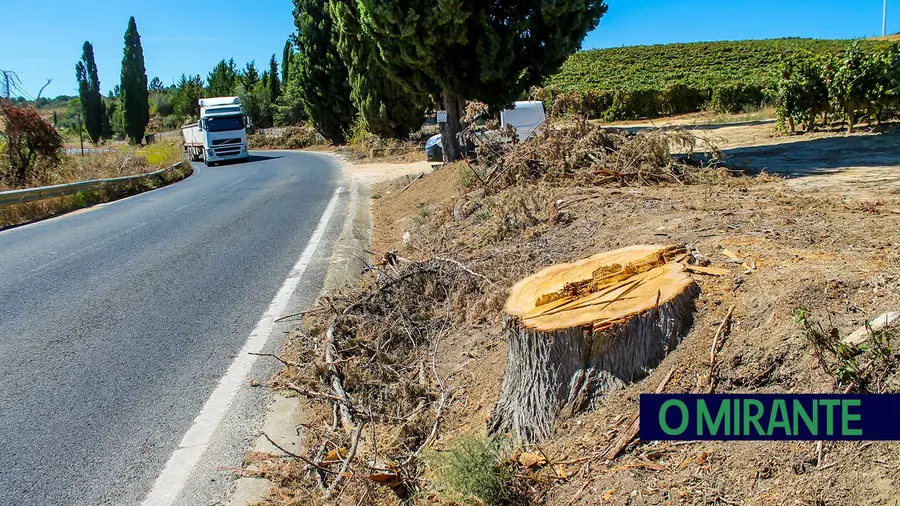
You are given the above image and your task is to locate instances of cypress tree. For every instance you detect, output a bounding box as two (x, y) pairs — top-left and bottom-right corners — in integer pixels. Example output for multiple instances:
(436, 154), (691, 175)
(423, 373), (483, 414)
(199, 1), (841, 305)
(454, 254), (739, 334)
(354, 0), (608, 160)
(282, 40), (293, 85)
(75, 41), (104, 144)
(119, 17), (150, 144)
(268, 54), (281, 104)
(292, 0), (356, 143)
(330, 1), (426, 139)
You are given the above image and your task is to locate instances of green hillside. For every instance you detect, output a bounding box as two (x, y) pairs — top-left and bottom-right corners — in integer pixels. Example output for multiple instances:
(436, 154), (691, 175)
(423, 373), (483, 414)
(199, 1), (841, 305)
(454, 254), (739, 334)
(540, 38), (893, 120)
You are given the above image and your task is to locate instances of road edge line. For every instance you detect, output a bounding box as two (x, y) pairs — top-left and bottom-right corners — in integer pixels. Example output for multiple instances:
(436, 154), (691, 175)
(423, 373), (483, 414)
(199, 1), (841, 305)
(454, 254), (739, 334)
(141, 184), (344, 506)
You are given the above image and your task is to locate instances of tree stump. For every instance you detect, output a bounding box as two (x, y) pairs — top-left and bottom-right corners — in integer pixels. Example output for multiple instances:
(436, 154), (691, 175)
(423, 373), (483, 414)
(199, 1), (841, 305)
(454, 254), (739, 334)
(488, 245), (699, 443)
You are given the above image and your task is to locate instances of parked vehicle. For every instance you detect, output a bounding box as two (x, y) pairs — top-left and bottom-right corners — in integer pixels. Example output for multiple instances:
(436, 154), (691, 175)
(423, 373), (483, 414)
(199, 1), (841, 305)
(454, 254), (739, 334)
(182, 97), (250, 165)
(425, 101), (546, 162)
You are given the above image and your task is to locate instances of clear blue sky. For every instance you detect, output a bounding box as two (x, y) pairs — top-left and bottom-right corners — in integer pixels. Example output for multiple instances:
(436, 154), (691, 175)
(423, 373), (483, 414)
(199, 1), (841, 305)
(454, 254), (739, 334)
(0, 0), (894, 99)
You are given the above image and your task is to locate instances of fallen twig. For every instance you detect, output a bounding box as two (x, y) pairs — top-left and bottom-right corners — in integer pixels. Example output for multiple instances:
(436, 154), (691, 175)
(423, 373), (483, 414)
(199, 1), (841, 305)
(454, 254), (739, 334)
(399, 173), (424, 193)
(249, 352), (298, 368)
(708, 304), (736, 394)
(603, 367), (676, 460)
(262, 432), (338, 475)
(325, 421), (365, 498)
(433, 256), (495, 286)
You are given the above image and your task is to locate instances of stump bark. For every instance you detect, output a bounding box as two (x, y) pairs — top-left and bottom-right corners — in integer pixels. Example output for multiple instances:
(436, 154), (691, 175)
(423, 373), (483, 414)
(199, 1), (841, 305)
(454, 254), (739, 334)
(488, 245), (699, 443)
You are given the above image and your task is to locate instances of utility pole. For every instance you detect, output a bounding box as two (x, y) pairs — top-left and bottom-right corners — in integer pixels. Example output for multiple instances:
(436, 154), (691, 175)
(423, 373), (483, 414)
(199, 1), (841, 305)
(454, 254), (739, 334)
(2, 70), (9, 99)
(885, 0), (889, 37)
(77, 112), (85, 157)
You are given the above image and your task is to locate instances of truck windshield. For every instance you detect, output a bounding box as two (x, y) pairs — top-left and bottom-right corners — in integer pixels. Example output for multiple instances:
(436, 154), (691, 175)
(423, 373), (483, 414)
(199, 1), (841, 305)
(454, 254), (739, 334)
(205, 115), (244, 132)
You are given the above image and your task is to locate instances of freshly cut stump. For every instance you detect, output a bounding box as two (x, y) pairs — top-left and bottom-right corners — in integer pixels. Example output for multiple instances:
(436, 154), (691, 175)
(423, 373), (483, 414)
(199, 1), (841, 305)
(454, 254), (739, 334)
(488, 244), (699, 443)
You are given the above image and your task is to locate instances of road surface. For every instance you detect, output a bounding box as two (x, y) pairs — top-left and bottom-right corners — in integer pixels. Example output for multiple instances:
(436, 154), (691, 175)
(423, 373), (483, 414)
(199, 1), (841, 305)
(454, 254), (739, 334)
(0, 151), (346, 505)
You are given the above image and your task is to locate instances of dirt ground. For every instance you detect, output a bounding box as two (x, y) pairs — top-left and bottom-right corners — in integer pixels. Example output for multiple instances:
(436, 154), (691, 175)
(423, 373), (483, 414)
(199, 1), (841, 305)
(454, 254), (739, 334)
(254, 120), (899, 506)
(360, 124), (900, 505)
(612, 116), (900, 197)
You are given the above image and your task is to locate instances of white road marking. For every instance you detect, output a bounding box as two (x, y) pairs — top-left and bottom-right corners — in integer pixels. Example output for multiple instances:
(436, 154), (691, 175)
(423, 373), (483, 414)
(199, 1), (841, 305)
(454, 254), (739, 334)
(141, 185), (344, 506)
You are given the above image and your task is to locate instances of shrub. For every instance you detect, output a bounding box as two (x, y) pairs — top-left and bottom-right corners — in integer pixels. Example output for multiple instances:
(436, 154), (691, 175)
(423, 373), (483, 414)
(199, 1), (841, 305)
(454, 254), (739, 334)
(426, 435), (509, 505)
(0, 100), (64, 187)
(710, 83), (765, 114)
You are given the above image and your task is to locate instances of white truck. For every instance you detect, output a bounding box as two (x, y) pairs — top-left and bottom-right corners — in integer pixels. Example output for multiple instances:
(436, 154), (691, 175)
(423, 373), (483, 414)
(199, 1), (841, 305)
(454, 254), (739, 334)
(182, 96), (250, 165)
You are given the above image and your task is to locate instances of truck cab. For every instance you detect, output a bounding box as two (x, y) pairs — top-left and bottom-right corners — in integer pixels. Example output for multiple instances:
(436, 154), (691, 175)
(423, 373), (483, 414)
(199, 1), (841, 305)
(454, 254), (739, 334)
(182, 97), (250, 165)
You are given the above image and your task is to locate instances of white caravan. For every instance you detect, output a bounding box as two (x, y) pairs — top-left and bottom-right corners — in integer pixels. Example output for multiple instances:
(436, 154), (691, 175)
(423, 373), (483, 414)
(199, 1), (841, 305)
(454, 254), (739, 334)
(181, 97), (249, 165)
(425, 101), (546, 162)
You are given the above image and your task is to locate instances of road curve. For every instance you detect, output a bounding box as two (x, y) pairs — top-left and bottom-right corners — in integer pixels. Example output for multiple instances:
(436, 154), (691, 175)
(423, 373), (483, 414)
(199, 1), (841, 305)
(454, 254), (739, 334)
(0, 151), (345, 505)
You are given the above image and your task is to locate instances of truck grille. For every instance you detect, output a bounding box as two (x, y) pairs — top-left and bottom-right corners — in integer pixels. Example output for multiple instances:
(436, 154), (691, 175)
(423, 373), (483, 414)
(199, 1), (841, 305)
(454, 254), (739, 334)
(214, 146), (242, 157)
(212, 138), (242, 146)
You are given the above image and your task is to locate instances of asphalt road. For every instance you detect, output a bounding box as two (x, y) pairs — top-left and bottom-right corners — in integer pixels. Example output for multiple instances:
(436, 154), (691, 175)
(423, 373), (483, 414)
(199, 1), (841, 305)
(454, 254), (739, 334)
(0, 151), (345, 505)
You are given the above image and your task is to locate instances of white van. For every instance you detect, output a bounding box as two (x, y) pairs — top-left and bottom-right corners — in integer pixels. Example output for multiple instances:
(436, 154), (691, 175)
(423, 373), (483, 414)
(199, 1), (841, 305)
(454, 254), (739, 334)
(425, 101), (546, 161)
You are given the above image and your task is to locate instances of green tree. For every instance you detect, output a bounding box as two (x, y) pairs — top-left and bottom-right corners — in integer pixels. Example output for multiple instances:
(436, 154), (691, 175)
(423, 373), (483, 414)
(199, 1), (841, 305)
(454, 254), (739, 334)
(76, 41), (105, 144)
(354, 0), (608, 160)
(267, 54), (281, 104)
(149, 76), (165, 93)
(292, 0), (356, 142)
(208, 58), (238, 97)
(241, 61), (259, 89)
(330, 1), (426, 139)
(119, 16), (150, 143)
(282, 39), (293, 84)
(173, 74), (204, 118)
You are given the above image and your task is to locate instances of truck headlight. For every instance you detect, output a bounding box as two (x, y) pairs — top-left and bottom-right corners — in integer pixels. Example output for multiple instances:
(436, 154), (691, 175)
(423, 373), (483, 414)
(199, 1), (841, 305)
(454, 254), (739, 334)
(241, 145), (247, 153)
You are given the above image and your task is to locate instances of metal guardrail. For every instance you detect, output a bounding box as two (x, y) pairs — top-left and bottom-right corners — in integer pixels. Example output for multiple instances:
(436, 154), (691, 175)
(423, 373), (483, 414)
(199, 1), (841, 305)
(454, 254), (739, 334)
(0, 162), (185, 208)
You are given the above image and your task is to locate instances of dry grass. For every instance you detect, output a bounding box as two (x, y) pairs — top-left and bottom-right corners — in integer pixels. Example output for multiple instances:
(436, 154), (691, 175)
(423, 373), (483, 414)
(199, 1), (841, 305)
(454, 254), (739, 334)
(0, 141), (189, 229)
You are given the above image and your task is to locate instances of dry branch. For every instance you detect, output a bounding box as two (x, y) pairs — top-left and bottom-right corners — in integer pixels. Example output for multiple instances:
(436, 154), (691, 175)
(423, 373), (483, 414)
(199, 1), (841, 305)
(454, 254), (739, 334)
(603, 367), (676, 460)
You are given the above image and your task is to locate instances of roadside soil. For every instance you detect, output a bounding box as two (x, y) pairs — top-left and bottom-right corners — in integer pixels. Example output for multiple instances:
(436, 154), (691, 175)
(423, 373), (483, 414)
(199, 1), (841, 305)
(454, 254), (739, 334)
(251, 121), (899, 505)
(365, 125), (900, 505)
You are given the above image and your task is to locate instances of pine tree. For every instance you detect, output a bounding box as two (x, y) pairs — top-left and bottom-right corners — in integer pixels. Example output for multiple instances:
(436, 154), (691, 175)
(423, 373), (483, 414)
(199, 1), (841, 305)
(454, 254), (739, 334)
(292, 0), (356, 143)
(149, 77), (165, 93)
(241, 61), (259, 89)
(207, 59), (238, 97)
(119, 17), (150, 144)
(76, 41), (104, 144)
(354, 0), (608, 160)
(173, 74), (204, 118)
(330, 1), (426, 139)
(282, 39), (293, 84)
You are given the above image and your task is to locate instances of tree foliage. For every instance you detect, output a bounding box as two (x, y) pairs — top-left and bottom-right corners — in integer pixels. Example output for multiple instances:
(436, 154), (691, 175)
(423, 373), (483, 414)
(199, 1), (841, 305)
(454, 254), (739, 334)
(353, 0), (607, 160)
(775, 42), (900, 133)
(173, 74), (204, 118)
(282, 40), (293, 84)
(120, 16), (150, 143)
(291, 0), (356, 143)
(149, 77), (166, 93)
(0, 100), (64, 187)
(267, 54), (281, 104)
(76, 41), (105, 144)
(330, 0), (426, 139)
(207, 58), (238, 97)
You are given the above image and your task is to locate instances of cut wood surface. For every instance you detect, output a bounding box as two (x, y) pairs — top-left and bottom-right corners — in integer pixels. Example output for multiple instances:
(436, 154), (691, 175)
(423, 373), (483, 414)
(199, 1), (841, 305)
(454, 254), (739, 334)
(490, 244), (700, 443)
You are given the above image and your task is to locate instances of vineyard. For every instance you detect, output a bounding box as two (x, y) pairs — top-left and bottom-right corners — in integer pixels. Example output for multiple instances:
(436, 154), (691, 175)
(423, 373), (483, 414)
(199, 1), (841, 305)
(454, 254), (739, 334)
(539, 38), (894, 121)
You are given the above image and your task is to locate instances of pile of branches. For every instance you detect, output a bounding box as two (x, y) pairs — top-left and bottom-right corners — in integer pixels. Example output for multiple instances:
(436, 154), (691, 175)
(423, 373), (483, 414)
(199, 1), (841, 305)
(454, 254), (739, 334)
(271, 254), (491, 501)
(464, 118), (722, 190)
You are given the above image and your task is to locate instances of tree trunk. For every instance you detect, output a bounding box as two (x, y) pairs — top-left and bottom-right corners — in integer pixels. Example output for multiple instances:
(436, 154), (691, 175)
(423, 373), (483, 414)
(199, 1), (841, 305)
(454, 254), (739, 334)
(847, 107), (855, 134)
(488, 245), (699, 443)
(439, 90), (463, 163)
